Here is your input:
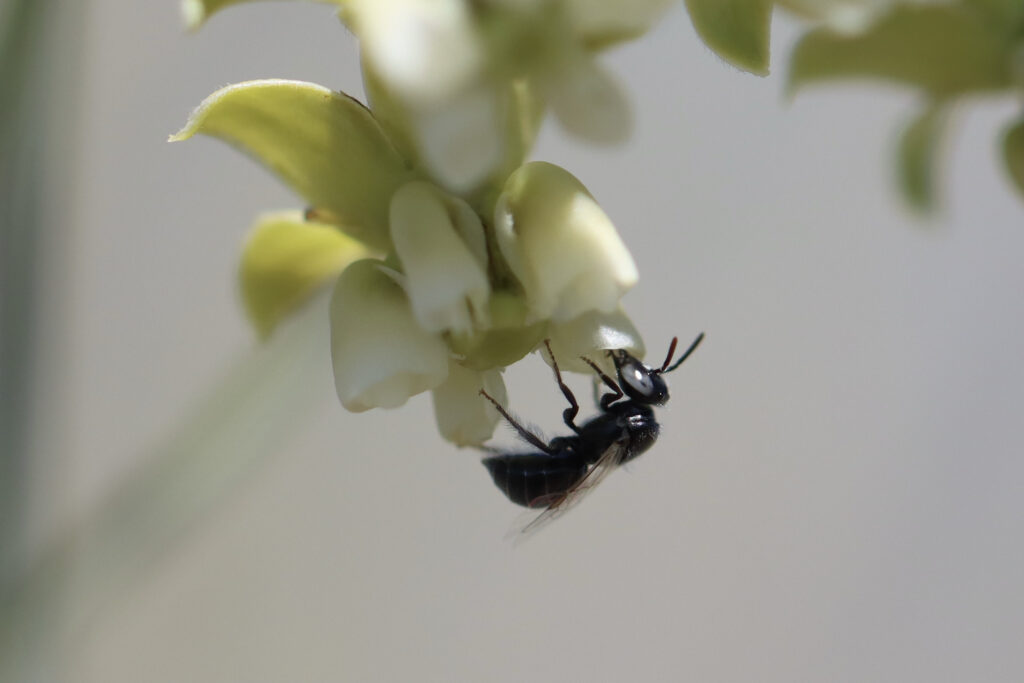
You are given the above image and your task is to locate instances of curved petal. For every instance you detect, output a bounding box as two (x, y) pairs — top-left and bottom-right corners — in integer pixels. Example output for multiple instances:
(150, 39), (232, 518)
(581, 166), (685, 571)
(432, 361), (507, 446)
(389, 182), (490, 334)
(329, 259), (449, 411)
(240, 209), (371, 339)
(494, 161), (638, 322)
(171, 80), (414, 251)
(545, 308), (645, 375)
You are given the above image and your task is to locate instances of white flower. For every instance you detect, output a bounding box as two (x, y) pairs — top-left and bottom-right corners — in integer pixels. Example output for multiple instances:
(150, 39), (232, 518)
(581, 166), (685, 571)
(564, 0), (675, 41)
(411, 86), (506, 192)
(347, 0), (483, 107)
(389, 181), (491, 335)
(545, 308), (645, 375)
(493, 161), (638, 323)
(330, 259), (449, 411)
(349, 0), (662, 190)
(432, 361), (507, 446)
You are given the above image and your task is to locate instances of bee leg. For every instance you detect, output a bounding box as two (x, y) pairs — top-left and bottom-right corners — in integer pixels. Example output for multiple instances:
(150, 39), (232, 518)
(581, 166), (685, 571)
(543, 340), (581, 433)
(479, 389), (553, 454)
(580, 356), (623, 409)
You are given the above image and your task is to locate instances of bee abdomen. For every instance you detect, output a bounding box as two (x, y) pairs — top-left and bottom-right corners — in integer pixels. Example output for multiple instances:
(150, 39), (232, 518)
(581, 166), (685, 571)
(482, 452), (588, 508)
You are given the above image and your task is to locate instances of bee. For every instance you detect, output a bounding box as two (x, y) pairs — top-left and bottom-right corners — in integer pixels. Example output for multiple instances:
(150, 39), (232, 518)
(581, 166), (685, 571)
(479, 332), (704, 539)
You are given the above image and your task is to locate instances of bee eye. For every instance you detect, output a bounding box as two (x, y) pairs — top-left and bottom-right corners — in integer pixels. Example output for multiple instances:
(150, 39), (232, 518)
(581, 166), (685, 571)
(623, 362), (654, 395)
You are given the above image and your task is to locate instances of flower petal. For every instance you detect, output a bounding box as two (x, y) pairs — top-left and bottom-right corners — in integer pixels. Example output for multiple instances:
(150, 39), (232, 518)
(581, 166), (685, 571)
(545, 308), (645, 375)
(788, 4), (1013, 98)
(413, 85), (506, 192)
(683, 0), (773, 76)
(494, 161), (638, 322)
(1003, 117), (1024, 198)
(171, 80), (414, 251)
(567, 0), (674, 49)
(347, 0), (483, 106)
(365, 59), (543, 194)
(389, 182), (490, 334)
(240, 209), (372, 339)
(329, 259), (449, 411)
(545, 54), (632, 145)
(447, 291), (550, 371)
(432, 361), (507, 446)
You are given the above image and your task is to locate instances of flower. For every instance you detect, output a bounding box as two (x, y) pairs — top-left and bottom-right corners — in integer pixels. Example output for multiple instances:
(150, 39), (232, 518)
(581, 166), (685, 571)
(432, 361), (508, 446)
(493, 161), (638, 323)
(545, 308), (645, 376)
(389, 181), (490, 334)
(349, 0), (670, 190)
(329, 259), (450, 412)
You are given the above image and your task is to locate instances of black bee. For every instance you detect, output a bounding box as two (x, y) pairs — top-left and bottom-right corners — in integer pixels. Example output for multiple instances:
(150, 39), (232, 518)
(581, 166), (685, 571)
(479, 332), (704, 538)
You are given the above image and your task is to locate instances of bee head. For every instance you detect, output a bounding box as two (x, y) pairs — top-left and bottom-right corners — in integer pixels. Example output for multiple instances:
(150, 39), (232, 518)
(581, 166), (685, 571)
(611, 333), (704, 406)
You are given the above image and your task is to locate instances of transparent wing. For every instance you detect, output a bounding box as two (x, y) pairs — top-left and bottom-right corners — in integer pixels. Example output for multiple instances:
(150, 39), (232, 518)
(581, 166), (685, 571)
(507, 438), (629, 544)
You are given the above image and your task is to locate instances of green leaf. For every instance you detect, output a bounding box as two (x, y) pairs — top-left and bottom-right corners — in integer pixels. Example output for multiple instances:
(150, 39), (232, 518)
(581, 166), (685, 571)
(897, 104), (947, 213)
(1003, 117), (1024, 198)
(239, 210), (371, 338)
(171, 79), (415, 251)
(683, 0), (773, 76)
(181, 0), (346, 30)
(789, 4), (1013, 98)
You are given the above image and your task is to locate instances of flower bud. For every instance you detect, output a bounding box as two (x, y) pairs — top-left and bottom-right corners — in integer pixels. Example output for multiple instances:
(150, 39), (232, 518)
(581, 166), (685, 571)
(494, 161), (638, 322)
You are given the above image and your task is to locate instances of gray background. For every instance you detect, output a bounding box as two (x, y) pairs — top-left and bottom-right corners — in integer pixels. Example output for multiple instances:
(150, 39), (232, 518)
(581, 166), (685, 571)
(24, 2), (1024, 681)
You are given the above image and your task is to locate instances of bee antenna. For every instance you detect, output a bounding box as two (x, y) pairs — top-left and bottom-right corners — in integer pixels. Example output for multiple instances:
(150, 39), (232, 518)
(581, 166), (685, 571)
(663, 332), (705, 374)
(658, 337), (679, 373)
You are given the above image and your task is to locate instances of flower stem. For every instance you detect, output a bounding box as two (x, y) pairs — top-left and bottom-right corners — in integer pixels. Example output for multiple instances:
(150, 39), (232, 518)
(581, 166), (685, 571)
(0, 299), (331, 680)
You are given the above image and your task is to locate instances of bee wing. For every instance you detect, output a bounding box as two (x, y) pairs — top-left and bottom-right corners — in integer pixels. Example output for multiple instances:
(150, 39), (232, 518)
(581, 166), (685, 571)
(508, 437), (629, 544)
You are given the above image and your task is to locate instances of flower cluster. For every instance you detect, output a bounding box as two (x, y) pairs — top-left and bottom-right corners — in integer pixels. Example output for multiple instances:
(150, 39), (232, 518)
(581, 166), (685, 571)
(175, 0), (670, 445)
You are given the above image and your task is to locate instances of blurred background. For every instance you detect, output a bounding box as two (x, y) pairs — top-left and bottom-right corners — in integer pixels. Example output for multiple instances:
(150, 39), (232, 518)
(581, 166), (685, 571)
(3, 1), (1023, 681)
